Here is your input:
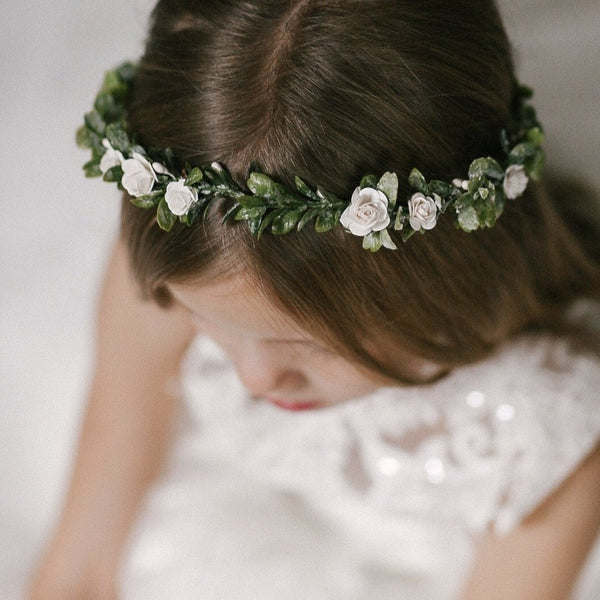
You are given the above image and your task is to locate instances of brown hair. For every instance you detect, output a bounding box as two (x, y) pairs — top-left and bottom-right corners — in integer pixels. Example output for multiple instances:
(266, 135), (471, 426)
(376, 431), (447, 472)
(121, 0), (600, 381)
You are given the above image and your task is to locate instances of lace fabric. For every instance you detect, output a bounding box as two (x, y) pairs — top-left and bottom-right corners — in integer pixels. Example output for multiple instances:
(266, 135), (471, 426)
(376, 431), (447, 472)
(180, 324), (600, 536)
(121, 302), (600, 599)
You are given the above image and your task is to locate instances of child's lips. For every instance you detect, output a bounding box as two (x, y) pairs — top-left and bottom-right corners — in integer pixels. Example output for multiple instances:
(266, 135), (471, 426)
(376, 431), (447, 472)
(264, 397), (323, 411)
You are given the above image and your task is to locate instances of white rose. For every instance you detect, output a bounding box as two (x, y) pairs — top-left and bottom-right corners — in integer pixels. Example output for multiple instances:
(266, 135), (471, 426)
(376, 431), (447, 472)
(121, 152), (158, 197)
(165, 179), (198, 216)
(503, 164), (529, 199)
(99, 139), (124, 174)
(408, 192), (438, 231)
(339, 187), (390, 236)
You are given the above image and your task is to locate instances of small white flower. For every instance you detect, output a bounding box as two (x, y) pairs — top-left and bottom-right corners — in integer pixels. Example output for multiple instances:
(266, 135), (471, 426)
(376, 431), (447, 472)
(452, 178), (469, 191)
(339, 187), (390, 236)
(408, 192), (438, 231)
(99, 139), (124, 174)
(121, 152), (158, 197)
(165, 179), (199, 216)
(503, 164), (529, 199)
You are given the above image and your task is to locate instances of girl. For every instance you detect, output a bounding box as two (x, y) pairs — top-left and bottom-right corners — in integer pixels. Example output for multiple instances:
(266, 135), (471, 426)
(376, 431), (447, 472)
(30, 1), (600, 598)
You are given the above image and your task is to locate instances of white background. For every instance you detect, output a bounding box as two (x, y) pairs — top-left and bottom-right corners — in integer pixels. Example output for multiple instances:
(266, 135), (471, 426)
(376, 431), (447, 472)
(1, 1), (599, 598)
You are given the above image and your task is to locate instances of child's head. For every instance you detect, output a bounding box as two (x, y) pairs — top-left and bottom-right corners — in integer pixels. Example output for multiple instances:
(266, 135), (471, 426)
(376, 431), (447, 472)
(117, 0), (599, 383)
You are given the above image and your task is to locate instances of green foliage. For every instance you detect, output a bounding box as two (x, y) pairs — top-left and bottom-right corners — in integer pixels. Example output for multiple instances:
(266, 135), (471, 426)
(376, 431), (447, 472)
(78, 61), (544, 252)
(156, 197), (177, 231)
(408, 169), (429, 195)
(377, 172), (398, 207)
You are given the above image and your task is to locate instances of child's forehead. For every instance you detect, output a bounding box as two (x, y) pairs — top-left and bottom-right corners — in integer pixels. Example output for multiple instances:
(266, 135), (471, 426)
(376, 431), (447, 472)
(167, 277), (308, 340)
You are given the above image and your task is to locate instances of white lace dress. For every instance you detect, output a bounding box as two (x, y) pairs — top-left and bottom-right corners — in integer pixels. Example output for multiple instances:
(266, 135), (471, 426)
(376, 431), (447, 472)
(120, 306), (600, 600)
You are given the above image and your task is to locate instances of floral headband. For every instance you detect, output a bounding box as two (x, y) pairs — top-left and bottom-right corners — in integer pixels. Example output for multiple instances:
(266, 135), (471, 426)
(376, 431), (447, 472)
(78, 62), (545, 251)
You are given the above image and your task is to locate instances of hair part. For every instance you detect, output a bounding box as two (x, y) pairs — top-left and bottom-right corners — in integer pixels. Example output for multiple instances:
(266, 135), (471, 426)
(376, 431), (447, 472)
(121, 0), (600, 382)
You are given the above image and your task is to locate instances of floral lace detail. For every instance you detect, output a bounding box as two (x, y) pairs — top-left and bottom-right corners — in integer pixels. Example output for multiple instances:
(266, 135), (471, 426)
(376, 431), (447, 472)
(181, 305), (600, 537)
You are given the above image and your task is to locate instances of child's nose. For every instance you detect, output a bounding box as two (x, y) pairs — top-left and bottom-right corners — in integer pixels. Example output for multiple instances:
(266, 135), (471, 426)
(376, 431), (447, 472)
(233, 344), (307, 398)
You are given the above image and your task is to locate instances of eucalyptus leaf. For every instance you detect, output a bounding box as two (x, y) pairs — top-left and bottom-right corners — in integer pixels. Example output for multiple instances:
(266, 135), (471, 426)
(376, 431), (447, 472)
(84, 110), (106, 136)
(362, 231), (382, 252)
(116, 62), (136, 84)
(401, 228), (416, 242)
(394, 207), (405, 231)
(294, 176), (319, 200)
(359, 174), (378, 189)
(297, 207), (320, 230)
(76, 126), (91, 149)
(429, 180), (454, 197)
(379, 229), (398, 250)
(468, 157), (504, 180)
(526, 149), (545, 181)
(105, 123), (129, 152)
(129, 192), (161, 209)
(156, 197), (177, 231)
(457, 206), (480, 232)
(272, 209), (302, 235)
(408, 168), (429, 195)
(102, 165), (123, 183)
(101, 70), (123, 96)
(234, 206), (266, 220)
(247, 172), (275, 198)
(526, 127), (544, 147)
(185, 167), (204, 186)
(508, 143), (535, 164)
(83, 159), (102, 178)
(236, 195), (266, 209)
(315, 211), (336, 232)
(256, 210), (279, 238)
(377, 172), (398, 207)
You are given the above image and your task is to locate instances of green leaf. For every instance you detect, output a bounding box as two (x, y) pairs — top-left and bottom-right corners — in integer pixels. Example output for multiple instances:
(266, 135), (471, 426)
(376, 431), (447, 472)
(475, 197), (498, 228)
(508, 143), (535, 164)
(156, 197), (177, 231)
(297, 207), (320, 230)
(526, 148), (545, 181)
(429, 179), (454, 197)
(379, 229), (398, 250)
(94, 92), (118, 119)
(76, 125), (91, 149)
(468, 157), (504, 180)
(359, 174), (378, 189)
(457, 206), (480, 232)
(104, 123), (129, 152)
(408, 168), (429, 194)
(362, 231), (382, 252)
(294, 176), (319, 200)
(185, 167), (204, 186)
(102, 165), (123, 183)
(526, 127), (545, 147)
(315, 211), (336, 232)
(256, 210), (279, 238)
(116, 62), (136, 84)
(84, 110), (106, 136)
(393, 207), (405, 231)
(101, 70), (123, 95)
(236, 195), (266, 209)
(401, 228), (417, 242)
(377, 172), (398, 207)
(272, 209), (302, 235)
(234, 206), (266, 220)
(83, 159), (102, 178)
(129, 192), (161, 209)
(247, 172), (275, 197)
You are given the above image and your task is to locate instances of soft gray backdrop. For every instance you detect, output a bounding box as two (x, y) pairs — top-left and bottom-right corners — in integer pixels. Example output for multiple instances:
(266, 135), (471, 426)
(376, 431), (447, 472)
(1, 2), (599, 598)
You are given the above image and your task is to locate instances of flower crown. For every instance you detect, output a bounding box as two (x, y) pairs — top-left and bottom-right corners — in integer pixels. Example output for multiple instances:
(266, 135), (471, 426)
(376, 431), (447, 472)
(78, 62), (545, 251)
